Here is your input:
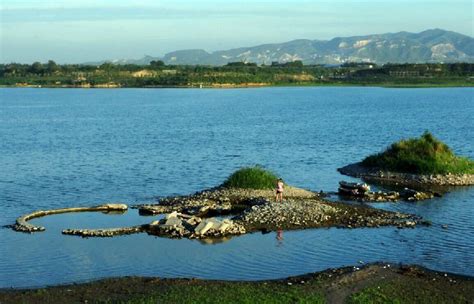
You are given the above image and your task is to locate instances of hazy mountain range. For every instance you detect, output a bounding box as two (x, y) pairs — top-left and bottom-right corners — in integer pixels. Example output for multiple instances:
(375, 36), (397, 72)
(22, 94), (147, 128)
(89, 29), (474, 66)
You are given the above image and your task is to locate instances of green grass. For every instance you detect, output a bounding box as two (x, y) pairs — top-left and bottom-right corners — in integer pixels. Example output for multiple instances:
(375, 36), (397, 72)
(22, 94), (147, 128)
(2, 266), (473, 304)
(362, 131), (474, 174)
(117, 283), (324, 304)
(222, 166), (280, 189)
(348, 281), (470, 304)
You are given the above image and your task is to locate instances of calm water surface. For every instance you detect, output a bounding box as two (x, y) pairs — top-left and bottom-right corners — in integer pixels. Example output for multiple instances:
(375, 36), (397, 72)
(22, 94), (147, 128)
(0, 87), (473, 288)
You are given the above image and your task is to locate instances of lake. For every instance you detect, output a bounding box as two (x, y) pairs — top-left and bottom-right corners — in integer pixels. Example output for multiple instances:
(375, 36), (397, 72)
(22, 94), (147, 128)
(0, 87), (473, 288)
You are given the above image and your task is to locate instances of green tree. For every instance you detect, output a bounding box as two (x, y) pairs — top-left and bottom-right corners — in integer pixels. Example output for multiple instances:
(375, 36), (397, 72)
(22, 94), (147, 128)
(47, 60), (59, 74)
(29, 62), (44, 74)
(150, 60), (165, 68)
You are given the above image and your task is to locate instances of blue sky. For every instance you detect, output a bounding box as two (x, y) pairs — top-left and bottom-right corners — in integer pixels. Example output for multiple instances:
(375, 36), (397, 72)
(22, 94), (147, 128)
(1, 0), (472, 63)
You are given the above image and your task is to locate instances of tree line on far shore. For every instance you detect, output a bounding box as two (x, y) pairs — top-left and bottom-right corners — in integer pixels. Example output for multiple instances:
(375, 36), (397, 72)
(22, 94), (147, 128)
(0, 60), (472, 87)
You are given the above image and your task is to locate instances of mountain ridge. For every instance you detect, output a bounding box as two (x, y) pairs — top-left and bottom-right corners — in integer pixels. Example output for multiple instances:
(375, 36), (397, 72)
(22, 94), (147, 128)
(86, 29), (474, 65)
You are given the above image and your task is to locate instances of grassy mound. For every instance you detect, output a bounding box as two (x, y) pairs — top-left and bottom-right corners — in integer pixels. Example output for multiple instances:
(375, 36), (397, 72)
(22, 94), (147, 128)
(361, 132), (474, 174)
(222, 166), (279, 189)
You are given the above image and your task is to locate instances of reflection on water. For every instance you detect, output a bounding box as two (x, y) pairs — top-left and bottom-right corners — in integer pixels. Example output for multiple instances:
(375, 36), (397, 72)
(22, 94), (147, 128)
(198, 236), (233, 245)
(0, 87), (473, 288)
(276, 230), (284, 248)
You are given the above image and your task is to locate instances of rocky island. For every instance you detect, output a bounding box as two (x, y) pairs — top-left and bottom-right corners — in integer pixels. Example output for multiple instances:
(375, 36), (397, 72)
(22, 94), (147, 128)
(12, 166), (429, 239)
(339, 132), (474, 188)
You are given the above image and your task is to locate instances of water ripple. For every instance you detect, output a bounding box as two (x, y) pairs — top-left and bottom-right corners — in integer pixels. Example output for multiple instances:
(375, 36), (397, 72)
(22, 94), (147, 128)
(0, 87), (473, 287)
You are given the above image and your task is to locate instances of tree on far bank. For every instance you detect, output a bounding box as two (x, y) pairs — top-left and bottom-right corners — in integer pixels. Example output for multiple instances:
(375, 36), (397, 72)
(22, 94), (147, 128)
(47, 60), (59, 73)
(150, 60), (165, 68)
(29, 62), (44, 74)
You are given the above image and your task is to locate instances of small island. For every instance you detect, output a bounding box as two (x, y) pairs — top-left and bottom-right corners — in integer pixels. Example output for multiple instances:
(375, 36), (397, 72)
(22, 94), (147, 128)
(339, 132), (474, 188)
(12, 166), (428, 238)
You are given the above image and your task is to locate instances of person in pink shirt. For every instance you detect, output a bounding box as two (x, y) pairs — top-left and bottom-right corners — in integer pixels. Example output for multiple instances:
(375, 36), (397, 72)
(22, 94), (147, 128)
(275, 178), (284, 202)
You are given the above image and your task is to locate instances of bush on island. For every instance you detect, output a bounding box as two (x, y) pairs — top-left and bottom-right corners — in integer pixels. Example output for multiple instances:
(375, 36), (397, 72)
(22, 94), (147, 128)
(362, 131), (474, 174)
(222, 166), (279, 189)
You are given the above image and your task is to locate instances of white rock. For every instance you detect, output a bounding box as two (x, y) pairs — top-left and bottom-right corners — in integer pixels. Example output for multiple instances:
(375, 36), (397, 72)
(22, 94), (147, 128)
(218, 222), (230, 232)
(195, 220), (214, 235)
(102, 203), (128, 210)
(164, 216), (182, 227)
(166, 211), (179, 219)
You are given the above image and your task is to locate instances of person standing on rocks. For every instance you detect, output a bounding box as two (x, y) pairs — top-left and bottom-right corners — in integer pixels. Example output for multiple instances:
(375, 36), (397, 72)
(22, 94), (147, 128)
(276, 178), (284, 202)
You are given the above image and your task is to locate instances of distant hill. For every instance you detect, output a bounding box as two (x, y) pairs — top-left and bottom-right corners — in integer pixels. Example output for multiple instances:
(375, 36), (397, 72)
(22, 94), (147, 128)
(88, 29), (474, 66)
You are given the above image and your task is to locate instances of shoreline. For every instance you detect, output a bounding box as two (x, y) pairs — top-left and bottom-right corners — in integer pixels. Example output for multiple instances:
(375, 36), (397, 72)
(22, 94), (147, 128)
(1, 82), (473, 89)
(338, 162), (474, 189)
(1, 263), (472, 303)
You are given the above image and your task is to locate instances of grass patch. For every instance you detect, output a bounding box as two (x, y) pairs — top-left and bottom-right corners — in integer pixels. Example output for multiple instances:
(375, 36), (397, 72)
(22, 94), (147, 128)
(348, 280), (470, 304)
(222, 166), (279, 189)
(118, 283), (324, 304)
(361, 131), (474, 174)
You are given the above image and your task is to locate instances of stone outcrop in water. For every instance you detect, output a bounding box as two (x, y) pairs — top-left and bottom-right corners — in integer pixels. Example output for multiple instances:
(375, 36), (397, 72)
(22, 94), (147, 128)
(62, 226), (145, 237)
(11, 186), (429, 239)
(146, 211), (246, 238)
(338, 163), (474, 187)
(13, 203), (129, 233)
(337, 180), (436, 202)
(136, 186), (316, 216)
(234, 198), (424, 230)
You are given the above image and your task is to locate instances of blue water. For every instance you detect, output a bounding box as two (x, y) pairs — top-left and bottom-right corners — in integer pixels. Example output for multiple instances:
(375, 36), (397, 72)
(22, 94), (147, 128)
(0, 87), (473, 288)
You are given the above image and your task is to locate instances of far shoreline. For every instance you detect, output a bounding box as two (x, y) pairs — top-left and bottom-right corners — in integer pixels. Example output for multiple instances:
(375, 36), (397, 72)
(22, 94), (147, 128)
(1, 82), (473, 89)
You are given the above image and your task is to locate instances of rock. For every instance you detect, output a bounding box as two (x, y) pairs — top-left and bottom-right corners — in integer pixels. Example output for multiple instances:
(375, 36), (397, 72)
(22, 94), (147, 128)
(338, 162), (474, 187)
(218, 220), (231, 233)
(101, 203), (128, 210)
(165, 211), (180, 219)
(195, 220), (214, 235)
(163, 216), (183, 227)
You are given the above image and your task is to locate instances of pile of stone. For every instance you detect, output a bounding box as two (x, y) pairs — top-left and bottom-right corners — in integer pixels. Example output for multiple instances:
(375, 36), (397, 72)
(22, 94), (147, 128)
(147, 211), (246, 239)
(338, 180), (435, 202)
(136, 190), (241, 217)
(235, 199), (336, 230)
(338, 162), (474, 187)
(338, 181), (371, 196)
(361, 188), (435, 202)
(234, 198), (427, 230)
(400, 188), (435, 201)
(136, 186), (317, 217)
(362, 191), (400, 202)
(62, 226), (144, 237)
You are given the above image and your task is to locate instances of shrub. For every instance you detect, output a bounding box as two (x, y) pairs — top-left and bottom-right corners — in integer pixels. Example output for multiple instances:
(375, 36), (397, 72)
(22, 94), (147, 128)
(361, 131), (474, 174)
(222, 166), (279, 189)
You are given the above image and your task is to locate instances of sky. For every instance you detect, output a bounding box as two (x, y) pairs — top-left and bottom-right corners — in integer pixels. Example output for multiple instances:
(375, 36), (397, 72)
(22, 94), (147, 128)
(0, 0), (473, 63)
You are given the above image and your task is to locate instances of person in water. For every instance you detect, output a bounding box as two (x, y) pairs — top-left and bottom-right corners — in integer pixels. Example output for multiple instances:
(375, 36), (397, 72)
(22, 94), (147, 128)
(275, 178), (284, 202)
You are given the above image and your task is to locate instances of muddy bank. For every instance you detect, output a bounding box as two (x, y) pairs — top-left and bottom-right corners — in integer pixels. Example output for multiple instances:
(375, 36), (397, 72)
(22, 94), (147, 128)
(338, 162), (474, 188)
(1, 263), (472, 304)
